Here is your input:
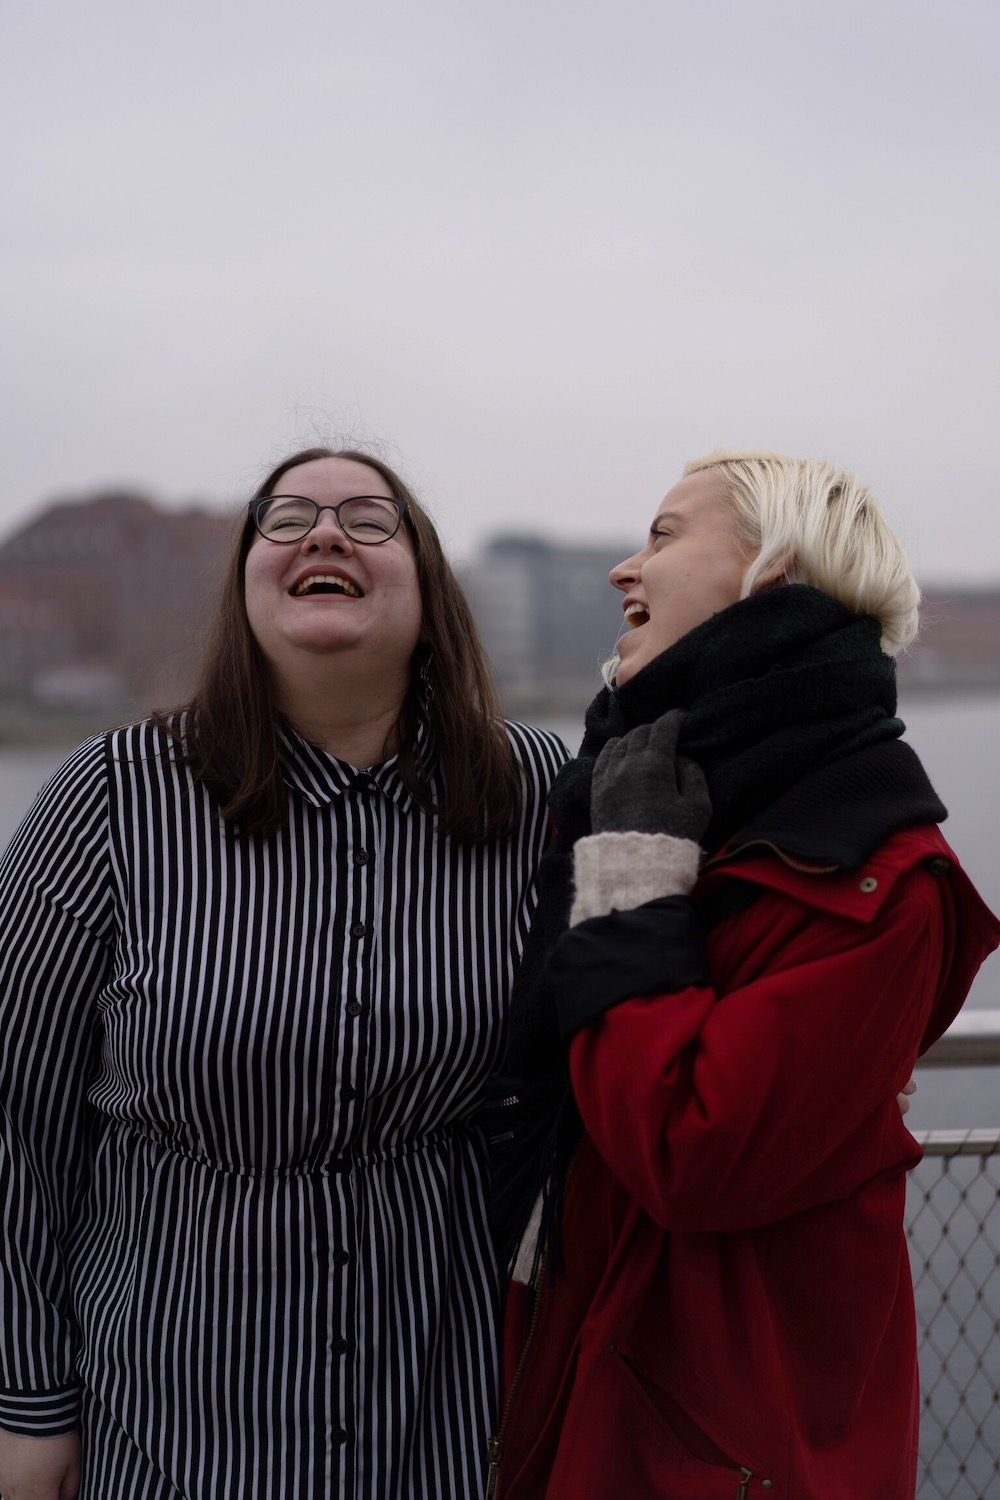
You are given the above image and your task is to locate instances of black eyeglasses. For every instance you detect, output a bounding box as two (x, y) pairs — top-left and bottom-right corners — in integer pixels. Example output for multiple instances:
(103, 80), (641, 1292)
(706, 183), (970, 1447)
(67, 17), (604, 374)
(249, 494), (408, 545)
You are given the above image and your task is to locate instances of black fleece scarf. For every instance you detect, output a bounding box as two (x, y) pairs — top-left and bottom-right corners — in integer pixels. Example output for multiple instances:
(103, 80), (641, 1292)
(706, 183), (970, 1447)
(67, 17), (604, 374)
(494, 585), (937, 1276)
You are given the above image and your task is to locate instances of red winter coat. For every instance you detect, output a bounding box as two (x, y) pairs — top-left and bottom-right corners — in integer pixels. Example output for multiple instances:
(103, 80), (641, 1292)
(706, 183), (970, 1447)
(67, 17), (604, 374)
(494, 825), (999, 1500)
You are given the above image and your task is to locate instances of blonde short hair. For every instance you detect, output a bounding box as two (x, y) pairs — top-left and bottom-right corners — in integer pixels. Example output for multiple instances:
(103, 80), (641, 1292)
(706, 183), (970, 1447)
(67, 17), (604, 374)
(683, 449), (920, 655)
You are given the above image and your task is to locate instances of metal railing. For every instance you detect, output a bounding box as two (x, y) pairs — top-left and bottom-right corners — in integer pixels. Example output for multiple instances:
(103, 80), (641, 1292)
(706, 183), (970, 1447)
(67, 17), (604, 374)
(919, 1009), (1000, 1068)
(908, 1012), (1000, 1499)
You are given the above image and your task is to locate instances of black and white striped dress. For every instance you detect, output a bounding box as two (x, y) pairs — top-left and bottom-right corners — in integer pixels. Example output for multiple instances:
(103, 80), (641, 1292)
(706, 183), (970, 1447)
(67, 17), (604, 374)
(0, 718), (568, 1498)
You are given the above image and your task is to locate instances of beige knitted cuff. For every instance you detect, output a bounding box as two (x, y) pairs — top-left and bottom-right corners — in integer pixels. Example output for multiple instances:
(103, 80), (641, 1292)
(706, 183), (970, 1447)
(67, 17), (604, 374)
(569, 831), (701, 926)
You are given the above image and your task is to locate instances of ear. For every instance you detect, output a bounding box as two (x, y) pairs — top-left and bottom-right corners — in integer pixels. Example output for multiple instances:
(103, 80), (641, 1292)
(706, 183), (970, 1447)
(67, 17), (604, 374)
(748, 549), (794, 594)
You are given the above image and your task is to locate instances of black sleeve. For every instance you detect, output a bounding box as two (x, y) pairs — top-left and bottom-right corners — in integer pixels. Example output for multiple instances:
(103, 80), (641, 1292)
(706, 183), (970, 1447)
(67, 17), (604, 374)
(551, 896), (710, 1042)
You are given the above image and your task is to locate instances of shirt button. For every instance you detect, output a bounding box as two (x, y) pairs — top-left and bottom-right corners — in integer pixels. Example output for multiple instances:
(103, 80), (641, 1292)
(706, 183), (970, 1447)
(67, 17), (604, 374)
(354, 850), (370, 865)
(350, 921), (367, 938)
(350, 772), (375, 792)
(341, 1084), (357, 1100)
(333, 1427), (348, 1444)
(333, 1337), (348, 1356)
(345, 1000), (363, 1018)
(334, 1249), (350, 1266)
(859, 876), (878, 893)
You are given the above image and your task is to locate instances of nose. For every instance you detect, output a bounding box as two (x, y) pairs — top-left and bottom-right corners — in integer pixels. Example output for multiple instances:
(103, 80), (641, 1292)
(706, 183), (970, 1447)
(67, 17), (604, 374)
(610, 550), (641, 592)
(303, 507), (354, 552)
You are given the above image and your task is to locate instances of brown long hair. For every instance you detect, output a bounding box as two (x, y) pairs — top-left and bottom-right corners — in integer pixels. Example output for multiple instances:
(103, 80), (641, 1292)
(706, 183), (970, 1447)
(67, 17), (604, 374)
(164, 446), (520, 840)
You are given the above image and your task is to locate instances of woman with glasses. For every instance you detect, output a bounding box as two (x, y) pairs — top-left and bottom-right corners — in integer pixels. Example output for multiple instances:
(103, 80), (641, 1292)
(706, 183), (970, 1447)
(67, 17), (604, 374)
(487, 451), (999, 1499)
(0, 447), (568, 1500)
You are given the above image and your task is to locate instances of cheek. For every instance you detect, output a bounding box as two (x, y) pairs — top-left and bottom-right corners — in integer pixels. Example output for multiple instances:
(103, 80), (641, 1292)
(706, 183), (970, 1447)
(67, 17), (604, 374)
(694, 546), (747, 610)
(242, 548), (277, 637)
(720, 554), (750, 604)
(243, 592), (265, 652)
(402, 585), (425, 644)
(387, 558), (423, 617)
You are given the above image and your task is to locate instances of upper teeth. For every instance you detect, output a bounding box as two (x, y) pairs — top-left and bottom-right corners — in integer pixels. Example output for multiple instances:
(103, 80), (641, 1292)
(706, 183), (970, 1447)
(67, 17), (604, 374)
(624, 602), (649, 627)
(293, 574), (362, 597)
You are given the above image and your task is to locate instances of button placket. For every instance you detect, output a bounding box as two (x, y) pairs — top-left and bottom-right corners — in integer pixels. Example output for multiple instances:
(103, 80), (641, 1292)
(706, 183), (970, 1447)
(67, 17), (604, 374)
(336, 786), (382, 1107)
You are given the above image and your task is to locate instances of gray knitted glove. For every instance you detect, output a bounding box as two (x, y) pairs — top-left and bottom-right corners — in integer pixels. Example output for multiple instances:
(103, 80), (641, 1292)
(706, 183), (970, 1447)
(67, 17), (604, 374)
(590, 709), (712, 842)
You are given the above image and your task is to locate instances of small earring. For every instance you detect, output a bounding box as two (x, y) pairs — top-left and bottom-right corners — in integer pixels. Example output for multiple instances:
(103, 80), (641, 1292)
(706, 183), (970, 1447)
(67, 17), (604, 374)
(419, 651), (435, 711)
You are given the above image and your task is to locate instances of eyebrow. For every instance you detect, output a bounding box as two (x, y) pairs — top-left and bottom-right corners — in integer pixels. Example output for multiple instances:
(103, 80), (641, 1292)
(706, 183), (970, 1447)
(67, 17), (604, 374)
(649, 510), (684, 538)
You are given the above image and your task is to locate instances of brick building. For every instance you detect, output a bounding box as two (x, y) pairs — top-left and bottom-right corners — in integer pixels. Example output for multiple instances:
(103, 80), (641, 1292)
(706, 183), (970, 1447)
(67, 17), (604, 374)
(0, 492), (231, 729)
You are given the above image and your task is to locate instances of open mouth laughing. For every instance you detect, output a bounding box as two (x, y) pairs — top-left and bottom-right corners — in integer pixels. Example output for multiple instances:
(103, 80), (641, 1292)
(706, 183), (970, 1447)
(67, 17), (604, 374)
(623, 601), (649, 628)
(291, 573), (364, 599)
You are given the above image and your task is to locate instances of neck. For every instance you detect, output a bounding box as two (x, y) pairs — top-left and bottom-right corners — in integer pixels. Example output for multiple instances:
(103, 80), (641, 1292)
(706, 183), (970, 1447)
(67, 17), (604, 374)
(276, 655), (410, 768)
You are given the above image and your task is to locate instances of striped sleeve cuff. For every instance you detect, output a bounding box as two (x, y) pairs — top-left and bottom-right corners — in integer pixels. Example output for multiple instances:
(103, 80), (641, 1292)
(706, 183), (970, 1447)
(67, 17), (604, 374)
(0, 1385), (82, 1436)
(569, 831), (701, 926)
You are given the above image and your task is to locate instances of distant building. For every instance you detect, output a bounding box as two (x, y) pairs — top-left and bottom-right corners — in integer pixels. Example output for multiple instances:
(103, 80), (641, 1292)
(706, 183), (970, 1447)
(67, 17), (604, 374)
(0, 491), (230, 736)
(463, 536), (1000, 715)
(460, 534), (631, 713)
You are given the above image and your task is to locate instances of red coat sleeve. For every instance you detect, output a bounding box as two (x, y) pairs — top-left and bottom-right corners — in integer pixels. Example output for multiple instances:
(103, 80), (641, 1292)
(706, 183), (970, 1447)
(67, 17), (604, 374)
(565, 864), (952, 1233)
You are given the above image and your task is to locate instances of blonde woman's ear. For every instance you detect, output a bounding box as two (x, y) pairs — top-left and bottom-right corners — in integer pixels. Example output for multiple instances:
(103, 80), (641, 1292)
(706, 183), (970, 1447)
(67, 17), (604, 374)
(748, 550), (794, 594)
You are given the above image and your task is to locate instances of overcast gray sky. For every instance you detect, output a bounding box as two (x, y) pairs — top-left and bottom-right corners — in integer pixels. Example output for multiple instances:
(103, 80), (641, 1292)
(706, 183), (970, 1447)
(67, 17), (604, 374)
(3, 0), (998, 581)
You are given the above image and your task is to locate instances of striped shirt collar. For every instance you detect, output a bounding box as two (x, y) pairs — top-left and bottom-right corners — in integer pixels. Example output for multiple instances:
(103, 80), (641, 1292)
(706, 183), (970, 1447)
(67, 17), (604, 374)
(277, 718), (437, 811)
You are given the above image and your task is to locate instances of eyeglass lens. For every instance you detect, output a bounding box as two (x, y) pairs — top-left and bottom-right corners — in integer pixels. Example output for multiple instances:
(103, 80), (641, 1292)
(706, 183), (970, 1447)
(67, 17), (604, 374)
(255, 495), (403, 543)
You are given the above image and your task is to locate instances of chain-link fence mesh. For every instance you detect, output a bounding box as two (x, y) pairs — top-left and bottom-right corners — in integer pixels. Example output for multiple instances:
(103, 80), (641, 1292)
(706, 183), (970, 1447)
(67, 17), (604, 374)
(906, 1130), (1000, 1500)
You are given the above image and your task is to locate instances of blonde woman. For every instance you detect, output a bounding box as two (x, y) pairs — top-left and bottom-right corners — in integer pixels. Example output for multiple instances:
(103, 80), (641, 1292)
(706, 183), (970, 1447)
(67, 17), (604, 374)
(489, 452), (999, 1499)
